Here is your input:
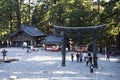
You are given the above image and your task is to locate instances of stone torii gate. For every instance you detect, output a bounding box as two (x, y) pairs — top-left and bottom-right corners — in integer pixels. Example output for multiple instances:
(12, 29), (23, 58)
(54, 24), (106, 68)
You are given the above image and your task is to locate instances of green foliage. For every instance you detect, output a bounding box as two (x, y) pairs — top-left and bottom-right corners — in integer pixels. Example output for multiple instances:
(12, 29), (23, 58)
(98, 0), (120, 47)
(50, 0), (103, 27)
(0, 0), (119, 47)
(100, 0), (120, 35)
(0, 0), (17, 39)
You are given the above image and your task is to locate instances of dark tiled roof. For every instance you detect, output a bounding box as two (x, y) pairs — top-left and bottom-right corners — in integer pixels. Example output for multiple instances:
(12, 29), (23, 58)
(10, 25), (45, 37)
(21, 25), (45, 37)
(9, 30), (20, 36)
(41, 34), (63, 44)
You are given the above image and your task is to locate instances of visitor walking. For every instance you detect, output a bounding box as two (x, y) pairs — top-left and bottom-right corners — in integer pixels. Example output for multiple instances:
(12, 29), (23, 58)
(86, 51), (93, 66)
(76, 52), (79, 62)
(83, 53), (87, 61)
(71, 52), (74, 61)
(106, 51), (110, 60)
(79, 53), (83, 62)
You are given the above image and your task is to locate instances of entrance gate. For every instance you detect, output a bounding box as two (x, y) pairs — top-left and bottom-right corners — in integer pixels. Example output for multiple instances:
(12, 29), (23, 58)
(54, 24), (106, 68)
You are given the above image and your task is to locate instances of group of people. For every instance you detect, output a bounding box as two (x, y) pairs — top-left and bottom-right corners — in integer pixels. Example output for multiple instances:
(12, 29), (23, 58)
(70, 51), (94, 73)
(71, 51), (93, 66)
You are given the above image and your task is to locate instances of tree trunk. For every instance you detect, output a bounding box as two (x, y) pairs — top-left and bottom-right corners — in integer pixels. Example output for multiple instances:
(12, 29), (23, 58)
(16, 0), (21, 28)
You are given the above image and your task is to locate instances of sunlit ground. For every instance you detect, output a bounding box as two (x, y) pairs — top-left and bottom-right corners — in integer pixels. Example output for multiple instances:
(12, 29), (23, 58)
(99, 56), (119, 62)
(0, 48), (120, 80)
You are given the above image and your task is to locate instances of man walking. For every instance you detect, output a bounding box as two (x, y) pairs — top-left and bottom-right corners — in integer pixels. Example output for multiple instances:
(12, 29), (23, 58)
(71, 53), (74, 61)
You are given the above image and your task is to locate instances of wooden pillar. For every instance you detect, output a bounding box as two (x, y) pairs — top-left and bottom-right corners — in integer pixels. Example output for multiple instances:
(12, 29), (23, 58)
(92, 31), (98, 68)
(61, 31), (66, 66)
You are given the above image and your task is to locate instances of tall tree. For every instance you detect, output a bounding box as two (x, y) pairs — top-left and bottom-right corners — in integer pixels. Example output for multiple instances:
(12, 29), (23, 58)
(15, 0), (21, 28)
(50, 0), (100, 27)
(99, 0), (120, 48)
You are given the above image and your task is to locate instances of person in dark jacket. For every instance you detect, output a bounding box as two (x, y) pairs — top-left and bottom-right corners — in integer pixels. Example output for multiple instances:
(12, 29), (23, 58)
(106, 51), (110, 60)
(76, 52), (79, 62)
(86, 51), (93, 66)
(79, 53), (83, 62)
(71, 53), (74, 61)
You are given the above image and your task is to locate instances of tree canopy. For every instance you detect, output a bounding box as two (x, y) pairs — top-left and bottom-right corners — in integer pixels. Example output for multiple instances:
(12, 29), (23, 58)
(0, 0), (119, 48)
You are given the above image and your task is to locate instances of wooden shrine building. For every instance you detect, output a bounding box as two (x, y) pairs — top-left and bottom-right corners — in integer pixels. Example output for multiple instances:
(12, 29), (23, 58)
(41, 34), (63, 51)
(10, 25), (45, 47)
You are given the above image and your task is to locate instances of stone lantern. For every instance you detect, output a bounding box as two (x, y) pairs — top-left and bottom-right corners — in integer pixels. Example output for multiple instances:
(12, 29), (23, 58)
(1, 49), (7, 61)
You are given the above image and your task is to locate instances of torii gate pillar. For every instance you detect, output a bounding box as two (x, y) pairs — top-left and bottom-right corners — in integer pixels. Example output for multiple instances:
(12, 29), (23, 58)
(61, 31), (66, 66)
(92, 31), (98, 68)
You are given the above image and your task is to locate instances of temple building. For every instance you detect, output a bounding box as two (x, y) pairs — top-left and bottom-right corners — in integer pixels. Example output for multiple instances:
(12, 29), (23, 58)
(10, 25), (45, 47)
(41, 34), (63, 51)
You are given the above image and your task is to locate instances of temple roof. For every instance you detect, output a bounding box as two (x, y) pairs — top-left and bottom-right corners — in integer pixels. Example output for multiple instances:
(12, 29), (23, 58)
(41, 34), (63, 44)
(10, 25), (45, 37)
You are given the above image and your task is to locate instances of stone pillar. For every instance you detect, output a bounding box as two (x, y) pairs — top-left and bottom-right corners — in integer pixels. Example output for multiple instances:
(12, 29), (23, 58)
(92, 31), (98, 68)
(61, 31), (66, 66)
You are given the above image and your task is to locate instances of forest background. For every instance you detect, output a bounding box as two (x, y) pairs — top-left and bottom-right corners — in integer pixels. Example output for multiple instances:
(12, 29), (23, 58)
(0, 0), (119, 51)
